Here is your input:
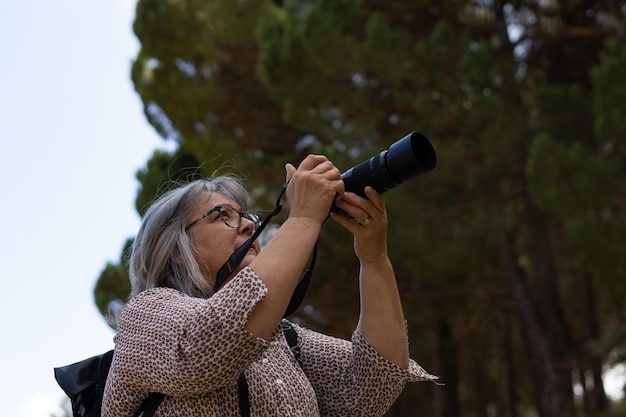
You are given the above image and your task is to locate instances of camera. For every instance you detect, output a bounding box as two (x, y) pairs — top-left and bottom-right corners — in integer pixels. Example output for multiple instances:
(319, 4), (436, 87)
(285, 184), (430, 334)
(341, 132), (437, 197)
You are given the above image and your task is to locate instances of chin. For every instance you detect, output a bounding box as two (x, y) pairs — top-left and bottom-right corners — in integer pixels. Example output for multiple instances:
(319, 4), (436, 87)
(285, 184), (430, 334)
(244, 253), (257, 266)
(237, 252), (256, 270)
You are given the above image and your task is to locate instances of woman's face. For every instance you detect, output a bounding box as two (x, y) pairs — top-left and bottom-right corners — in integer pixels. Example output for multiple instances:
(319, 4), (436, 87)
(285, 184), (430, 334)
(186, 192), (260, 285)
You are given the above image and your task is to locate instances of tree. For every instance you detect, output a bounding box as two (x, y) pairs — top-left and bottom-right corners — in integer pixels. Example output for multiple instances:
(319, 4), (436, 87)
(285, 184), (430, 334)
(94, 238), (133, 325)
(94, 1), (626, 415)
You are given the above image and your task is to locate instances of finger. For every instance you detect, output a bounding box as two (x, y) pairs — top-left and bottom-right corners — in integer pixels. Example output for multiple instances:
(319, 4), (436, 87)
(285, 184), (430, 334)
(330, 210), (359, 233)
(363, 186), (385, 213)
(311, 159), (337, 174)
(333, 197), (370, 223)
(297, 154), (330, 171)
(285, 163), (297, 182)
(334, 178), (345, 196)
(302, 157), (344, 193)
(338, 191), (375, 213)
(340, 188), (385, 216)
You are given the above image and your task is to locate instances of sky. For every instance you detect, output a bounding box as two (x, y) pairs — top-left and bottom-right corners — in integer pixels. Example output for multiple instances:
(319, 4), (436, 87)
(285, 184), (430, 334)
(0, 1), (168, 416)
(0, 2), (624, 417)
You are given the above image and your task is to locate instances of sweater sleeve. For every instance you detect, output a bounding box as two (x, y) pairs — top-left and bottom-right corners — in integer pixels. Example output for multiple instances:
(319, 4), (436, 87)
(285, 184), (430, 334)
(107, 267), (269, 397)
(292, 323), (437, 417)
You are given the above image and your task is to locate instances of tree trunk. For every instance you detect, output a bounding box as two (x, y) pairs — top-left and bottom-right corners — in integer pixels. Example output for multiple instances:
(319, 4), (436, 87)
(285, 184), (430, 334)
(583, 272), (609, 414)
(497, 316), (516, 417)
(524, 198), (575, 415)
(501, 232), (569, 417)
(435, 319), (459, 417)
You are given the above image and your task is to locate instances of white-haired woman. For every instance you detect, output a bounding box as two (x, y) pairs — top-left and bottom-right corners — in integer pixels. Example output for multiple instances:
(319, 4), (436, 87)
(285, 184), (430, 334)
(103, 154), (435, 417)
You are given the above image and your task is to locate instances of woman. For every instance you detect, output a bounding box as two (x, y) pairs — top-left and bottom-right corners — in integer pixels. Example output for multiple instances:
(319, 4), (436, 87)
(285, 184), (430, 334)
(102, 155), (436, 417)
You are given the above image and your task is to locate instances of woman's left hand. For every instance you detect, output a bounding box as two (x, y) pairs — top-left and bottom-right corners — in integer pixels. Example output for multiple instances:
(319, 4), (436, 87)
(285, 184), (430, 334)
(330, 186), (388, 263)
(332, 187), (410, 369)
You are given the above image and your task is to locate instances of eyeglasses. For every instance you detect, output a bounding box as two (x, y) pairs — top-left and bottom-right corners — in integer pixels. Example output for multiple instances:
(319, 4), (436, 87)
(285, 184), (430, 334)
(185, 204), (262, 232)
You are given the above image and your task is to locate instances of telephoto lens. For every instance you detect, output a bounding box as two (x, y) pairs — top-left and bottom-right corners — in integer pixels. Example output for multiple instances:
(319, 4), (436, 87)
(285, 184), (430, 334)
(341, 132), (437, 197)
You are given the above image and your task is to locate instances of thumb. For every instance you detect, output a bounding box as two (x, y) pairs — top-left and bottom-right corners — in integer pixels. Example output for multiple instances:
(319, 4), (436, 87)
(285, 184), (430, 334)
(285, 163), (296, 182)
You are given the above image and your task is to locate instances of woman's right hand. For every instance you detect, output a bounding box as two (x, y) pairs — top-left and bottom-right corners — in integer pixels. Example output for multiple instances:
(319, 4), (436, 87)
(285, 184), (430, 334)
(245, 155), (343, 339)
(284, 155), (344, 223)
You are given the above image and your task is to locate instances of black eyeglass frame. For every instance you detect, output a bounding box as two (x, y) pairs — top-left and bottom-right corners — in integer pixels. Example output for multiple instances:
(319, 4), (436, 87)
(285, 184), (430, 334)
(185, 204), (264, 232)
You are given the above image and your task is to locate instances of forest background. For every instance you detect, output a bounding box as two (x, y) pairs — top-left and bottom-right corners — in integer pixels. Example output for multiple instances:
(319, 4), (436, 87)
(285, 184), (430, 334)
(92, 1), (626, 416)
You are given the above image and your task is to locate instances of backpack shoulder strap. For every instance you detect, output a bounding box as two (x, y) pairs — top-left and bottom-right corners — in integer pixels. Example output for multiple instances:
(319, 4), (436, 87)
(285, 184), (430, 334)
(280, 320), (302, 368)
(237, 373), (251, 417)
(134, 393), (165, 417)
(237, 321), (302, 417)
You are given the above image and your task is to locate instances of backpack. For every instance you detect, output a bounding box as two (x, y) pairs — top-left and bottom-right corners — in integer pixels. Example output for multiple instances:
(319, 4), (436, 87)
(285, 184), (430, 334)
(54, 320), (301, 417)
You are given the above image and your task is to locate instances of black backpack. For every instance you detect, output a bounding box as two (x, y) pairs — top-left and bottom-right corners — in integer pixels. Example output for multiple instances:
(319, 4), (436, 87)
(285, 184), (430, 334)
(55, 320), (301, 417)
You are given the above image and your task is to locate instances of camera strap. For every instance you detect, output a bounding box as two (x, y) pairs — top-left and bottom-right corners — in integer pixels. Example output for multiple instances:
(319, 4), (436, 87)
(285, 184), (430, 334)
(213, 181), (315, 318)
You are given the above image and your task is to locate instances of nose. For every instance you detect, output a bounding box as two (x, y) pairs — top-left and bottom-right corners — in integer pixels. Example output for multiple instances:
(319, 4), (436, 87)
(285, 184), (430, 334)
(239, 217), (256, 236)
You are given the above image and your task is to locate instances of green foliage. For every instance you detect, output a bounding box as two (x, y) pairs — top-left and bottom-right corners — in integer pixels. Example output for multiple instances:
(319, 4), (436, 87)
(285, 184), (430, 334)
(132, 0), (302, 161)
(93, 238), (133, 325)
(528, 84), (594, 145)
(527, 99), (626, 300)
(91, 1), (626, 415)
(134, 147), (201, 216)
(593, 38), (626, 140)
(258, 0), (387, 139)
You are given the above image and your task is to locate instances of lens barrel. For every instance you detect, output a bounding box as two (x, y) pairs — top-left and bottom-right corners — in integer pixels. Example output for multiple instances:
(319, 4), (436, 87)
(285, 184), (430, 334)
(341, 132), (437, 197)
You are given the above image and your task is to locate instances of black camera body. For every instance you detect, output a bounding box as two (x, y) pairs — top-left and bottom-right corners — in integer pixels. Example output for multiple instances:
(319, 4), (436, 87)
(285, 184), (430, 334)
(341, 132), (437, 197)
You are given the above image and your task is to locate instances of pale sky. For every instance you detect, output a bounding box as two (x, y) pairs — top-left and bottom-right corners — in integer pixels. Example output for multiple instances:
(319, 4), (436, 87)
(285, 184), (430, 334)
(0, 1), (166, 416)
(0, 2), (623, 416)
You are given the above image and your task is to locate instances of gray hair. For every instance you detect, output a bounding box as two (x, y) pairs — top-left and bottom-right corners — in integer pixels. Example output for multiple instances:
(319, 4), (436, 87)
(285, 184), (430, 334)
(128, 175), (250, 299)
